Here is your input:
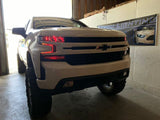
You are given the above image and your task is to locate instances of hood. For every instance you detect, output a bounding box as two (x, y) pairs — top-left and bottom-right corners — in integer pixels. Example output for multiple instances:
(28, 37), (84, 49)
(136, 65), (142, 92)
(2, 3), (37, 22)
(36, 27), (126, 37)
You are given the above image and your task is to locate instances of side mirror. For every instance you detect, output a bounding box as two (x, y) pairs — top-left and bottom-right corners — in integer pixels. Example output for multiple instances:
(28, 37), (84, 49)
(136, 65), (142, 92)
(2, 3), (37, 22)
(12, 28), (26, 38)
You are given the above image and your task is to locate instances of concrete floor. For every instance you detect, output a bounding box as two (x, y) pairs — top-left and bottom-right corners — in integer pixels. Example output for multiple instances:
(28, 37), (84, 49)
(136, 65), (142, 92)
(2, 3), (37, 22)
(0, 74), (160, 120)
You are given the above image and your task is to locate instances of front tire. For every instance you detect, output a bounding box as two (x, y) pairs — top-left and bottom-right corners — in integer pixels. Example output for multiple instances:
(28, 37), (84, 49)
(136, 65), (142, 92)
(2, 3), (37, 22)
(97, 79), (126, 96)
(25, 67), (52, 118)
(17, 54), (26, 73)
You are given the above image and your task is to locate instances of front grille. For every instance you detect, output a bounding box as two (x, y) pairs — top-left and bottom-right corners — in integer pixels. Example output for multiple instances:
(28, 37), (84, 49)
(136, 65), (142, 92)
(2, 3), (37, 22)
(64, 37), (124, 43)
(65, 51), (124, 65)
(63, 45), (127, 50)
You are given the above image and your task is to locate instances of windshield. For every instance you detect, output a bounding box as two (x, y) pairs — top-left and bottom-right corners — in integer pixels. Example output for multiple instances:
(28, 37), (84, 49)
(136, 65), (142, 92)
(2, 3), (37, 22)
(33, 18), (87, 29)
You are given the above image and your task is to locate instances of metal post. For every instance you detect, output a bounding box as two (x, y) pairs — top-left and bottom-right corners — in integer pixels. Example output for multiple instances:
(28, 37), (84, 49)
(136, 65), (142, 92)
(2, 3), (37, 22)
(0, 0), (9, 76)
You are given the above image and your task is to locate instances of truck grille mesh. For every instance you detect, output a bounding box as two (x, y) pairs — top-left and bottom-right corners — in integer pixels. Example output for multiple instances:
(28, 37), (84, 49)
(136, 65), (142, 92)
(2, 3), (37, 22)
(65, 51), (124, 65)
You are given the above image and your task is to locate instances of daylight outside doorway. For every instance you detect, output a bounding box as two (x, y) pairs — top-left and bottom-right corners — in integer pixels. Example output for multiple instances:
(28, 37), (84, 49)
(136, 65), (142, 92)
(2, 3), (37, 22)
(2, 0), (72, 73)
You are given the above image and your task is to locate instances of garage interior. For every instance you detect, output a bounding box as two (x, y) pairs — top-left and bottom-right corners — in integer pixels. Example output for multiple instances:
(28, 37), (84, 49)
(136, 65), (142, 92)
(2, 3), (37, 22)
(0, 0), (160, 120)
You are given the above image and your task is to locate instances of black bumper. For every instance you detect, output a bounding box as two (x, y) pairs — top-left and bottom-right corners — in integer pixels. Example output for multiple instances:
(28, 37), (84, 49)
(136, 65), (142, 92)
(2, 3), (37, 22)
(40, 68), (129, 95)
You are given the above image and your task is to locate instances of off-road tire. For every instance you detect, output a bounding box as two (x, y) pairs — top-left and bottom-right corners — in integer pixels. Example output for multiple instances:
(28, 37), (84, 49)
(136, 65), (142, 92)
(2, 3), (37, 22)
(97, 79), (126, 96)
(25, 67), (52, 118)
(17, 54), (26, 73)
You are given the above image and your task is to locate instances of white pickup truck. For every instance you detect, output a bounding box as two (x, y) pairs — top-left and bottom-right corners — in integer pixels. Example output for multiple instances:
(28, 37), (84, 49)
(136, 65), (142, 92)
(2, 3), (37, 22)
(12, 17), (130, 118)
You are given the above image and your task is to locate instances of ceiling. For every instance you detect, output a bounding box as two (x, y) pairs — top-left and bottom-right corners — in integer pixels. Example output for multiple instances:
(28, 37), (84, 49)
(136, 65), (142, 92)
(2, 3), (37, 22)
(72, 0), (136, 20)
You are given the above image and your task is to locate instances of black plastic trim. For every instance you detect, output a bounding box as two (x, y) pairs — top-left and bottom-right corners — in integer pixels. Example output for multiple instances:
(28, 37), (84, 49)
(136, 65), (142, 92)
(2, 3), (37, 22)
(38, 68), (129, 95)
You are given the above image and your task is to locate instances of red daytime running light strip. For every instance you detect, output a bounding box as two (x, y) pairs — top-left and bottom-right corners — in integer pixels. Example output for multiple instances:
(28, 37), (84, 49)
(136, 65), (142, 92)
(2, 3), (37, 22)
(58, 36), (64, 42)
(44, 36), (49, 41)
(41, 43), (54, 54)
(42, 36), (64, 42)
(52, 36), (58, 42)
(43, 56), (65, 60)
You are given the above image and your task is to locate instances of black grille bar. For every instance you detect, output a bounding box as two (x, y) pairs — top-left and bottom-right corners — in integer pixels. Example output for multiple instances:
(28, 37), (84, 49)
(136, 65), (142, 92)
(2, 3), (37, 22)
(63, 45), (127, 50)
(64, 37), (124, 43)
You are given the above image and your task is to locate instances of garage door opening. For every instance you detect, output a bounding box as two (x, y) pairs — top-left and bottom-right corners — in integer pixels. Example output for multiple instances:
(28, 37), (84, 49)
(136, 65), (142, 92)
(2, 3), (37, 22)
(2, 0), (72, 74)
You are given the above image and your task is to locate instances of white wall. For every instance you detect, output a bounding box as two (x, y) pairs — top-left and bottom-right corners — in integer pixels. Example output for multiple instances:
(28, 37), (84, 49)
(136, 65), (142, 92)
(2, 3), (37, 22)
(80, 13), (107, 28)
(80, 0), (160, 97)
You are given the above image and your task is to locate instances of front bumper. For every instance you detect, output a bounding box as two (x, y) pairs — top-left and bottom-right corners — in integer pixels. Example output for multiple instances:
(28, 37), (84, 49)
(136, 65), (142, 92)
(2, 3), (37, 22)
(37, 55), (130, 90)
